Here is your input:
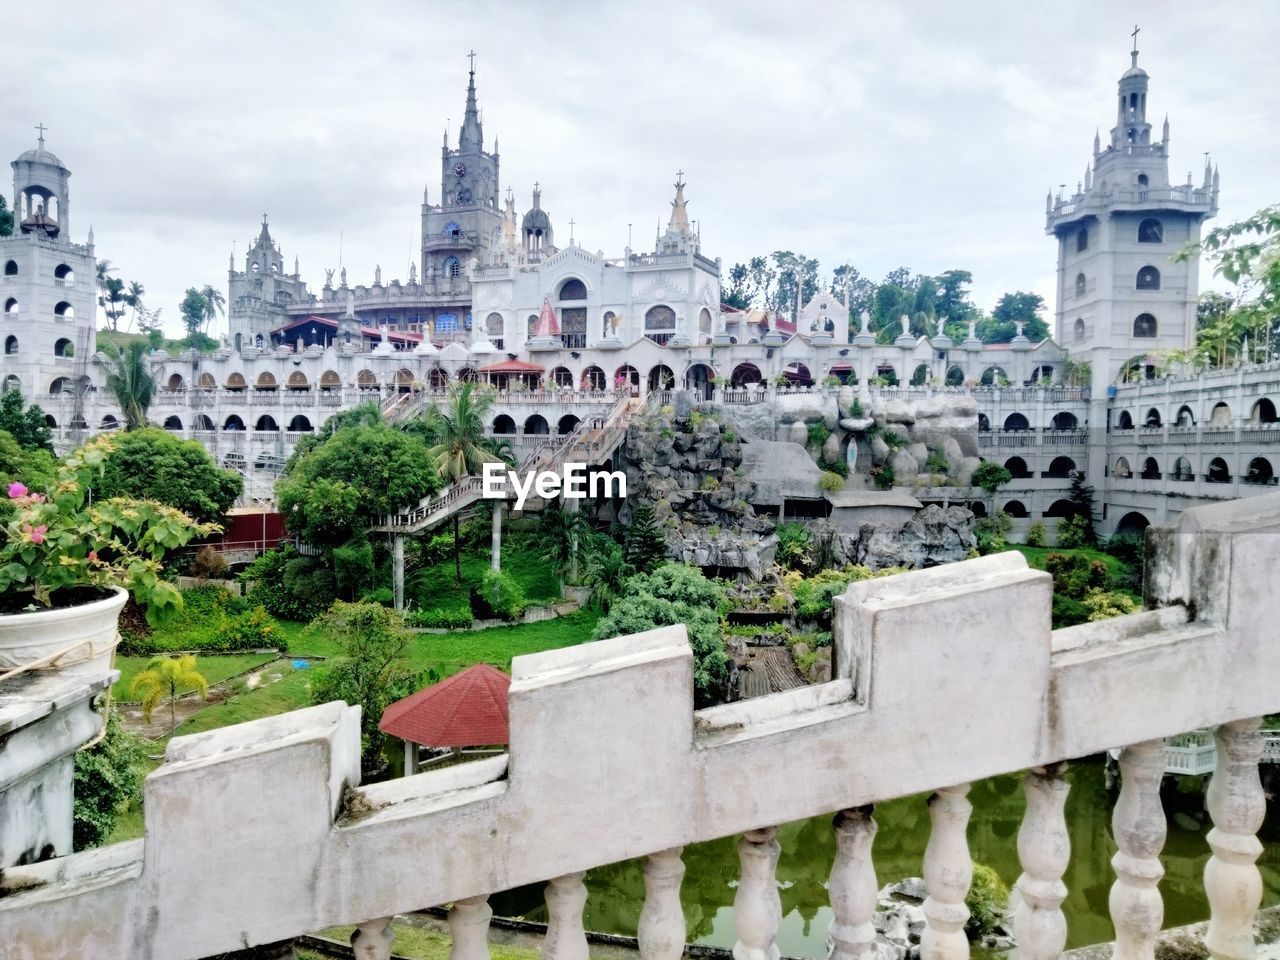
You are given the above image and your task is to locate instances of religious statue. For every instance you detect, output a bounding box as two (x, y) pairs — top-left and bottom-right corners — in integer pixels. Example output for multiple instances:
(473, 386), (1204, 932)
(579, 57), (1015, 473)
(409, 263), (417, 284)
(427, 319), (435, 341)
(968, 319), (978, 340)
(1015, 320), (1025, 338)
(936, 316), (946, 337)
(324, 268), (335, 288)
(859, 310), (871, 334)
(345, 290), (355, 317)
(901, 314), (910, 337)
(611, 313), (621, 334)
(426, 262), (436, 282)
(374, 265), (382, 285)
(467, 257), (479, 279)
(340, 266), (347, 287)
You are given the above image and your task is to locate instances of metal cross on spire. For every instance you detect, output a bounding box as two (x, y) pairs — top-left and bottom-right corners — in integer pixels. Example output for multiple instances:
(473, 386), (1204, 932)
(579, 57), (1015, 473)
(467, 50), (476, 73)
(1130, 24), (1140, 53)
(34, 122), (47, 147)
(569, 218), (575, 244)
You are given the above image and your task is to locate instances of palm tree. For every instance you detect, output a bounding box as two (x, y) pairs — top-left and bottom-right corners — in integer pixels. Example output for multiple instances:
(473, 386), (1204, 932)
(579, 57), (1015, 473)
(582, 536), (633, 611)
(99, 276), (127, 331)
(104, 340), (156, 430)
(539, 502), (590, 592)
(423, 382), (502, 581)
(95, 259), (116, 294)
(199, 284), (226, 334)
(130, 655), (209, 736)
(124, 280), (145, 332)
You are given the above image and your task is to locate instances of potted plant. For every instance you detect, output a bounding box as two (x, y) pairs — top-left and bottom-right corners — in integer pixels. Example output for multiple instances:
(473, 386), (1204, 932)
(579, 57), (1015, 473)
(0, 435), (217, 673)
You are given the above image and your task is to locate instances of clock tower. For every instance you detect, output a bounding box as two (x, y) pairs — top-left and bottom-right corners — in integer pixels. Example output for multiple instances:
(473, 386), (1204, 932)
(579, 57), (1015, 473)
(421, 55), (503, 282)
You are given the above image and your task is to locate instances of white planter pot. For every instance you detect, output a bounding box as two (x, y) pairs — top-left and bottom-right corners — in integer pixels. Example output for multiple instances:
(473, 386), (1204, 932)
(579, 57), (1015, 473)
(0, 586), (128, 675)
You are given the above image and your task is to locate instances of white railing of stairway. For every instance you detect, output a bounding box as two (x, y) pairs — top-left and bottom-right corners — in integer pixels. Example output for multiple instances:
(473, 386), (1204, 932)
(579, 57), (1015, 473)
(4, 493), (1280, 960)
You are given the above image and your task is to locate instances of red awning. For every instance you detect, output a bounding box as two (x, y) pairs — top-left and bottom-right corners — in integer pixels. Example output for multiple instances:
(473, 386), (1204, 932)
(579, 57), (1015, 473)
(378, 663), (510, 748)
(477, 359), (545, 374)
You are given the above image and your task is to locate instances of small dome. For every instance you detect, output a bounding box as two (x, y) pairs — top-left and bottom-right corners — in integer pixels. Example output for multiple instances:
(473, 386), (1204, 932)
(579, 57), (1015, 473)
(14, 145), (67, 169)
(1121, 65), (1148, 80)
(522, 207), (551, 232)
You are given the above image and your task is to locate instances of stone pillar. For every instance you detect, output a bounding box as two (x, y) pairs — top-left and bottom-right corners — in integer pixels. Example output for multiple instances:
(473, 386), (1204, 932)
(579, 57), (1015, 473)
(1110, 740), (1167, 960)
(1205, 718), (1265, 960)
(491, 500), (503, 574)
(403, 739), (416, 777)
(920, 783), (972, 960)
(1013, 763), (1071, 960)
(0, 670), (114, 867)
(543, 872), (588, 960)
(638, 847), (686, 960)
(351, 917), (395, 960)
(733, 827), (781, 960)
(828, 806), (879, 960)
(393, 534), (405, 611)
(449, 895), (493, 960)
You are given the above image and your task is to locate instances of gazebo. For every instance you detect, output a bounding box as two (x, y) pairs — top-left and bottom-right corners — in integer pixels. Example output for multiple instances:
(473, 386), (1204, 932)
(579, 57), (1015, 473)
(477, 358), (544, 391)
(379, 663), (510, 775)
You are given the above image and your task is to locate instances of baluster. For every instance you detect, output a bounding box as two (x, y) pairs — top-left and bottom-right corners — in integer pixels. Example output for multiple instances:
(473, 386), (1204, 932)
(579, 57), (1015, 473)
(543, 871), (588, 960)
(1205, 718), (1265, 960)
(733, 826), (782, 960)
(1013, 763), (1071, 960)
(920, 783), (973, 960)
(638, 847), (686, 960)
(449, 895), (493, 960)
(828, 806), (878, 960)
(351, 917), (395, 960)
(1109, 739), (1167, 960)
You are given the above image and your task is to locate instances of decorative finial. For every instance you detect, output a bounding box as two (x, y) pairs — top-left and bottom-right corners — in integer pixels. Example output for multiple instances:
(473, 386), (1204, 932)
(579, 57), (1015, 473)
(467, 49), (476, 74)
(1130, 24), (1140, 67)
(34, 122), (47, 148)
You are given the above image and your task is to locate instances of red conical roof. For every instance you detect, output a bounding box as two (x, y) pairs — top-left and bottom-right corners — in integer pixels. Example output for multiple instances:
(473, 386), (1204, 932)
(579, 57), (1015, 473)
(378, 663), (510, 747)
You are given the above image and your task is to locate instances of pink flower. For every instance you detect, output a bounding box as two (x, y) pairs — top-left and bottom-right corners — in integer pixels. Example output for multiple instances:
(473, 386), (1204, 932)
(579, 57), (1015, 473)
(8, 482), (27, 499)
(88, 550), (98, 562)
(22, 523), (47, 544)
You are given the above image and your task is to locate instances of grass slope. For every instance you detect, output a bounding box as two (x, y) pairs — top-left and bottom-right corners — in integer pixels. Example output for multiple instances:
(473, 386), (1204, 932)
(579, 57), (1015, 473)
(111, 652), (277, 702)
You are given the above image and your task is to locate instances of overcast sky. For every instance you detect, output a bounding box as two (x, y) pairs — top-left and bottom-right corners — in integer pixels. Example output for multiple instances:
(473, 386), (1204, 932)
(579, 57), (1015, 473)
(6, 1), (1277, 336)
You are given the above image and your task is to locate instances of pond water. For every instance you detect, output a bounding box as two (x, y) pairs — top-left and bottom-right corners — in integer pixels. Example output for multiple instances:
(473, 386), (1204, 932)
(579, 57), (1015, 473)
(489, 759), (1280, 957)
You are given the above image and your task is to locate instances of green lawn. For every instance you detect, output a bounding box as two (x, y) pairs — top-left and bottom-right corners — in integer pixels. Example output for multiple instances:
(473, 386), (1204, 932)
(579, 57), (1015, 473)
(111, 652), (278, 702)
(411, 538), (562, 622)
(1009, 544), (1138, 582)
(306, 926), (541, 960)
(173, 664), (317, 736)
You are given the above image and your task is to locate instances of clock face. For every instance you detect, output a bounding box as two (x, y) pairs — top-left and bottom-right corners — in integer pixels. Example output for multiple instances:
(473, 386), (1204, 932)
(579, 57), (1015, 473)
(453, 162), (466, 178)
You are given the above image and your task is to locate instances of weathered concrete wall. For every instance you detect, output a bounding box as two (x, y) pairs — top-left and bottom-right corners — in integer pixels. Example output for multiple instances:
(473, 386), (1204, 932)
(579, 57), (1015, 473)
(3, 494), (1280, 959)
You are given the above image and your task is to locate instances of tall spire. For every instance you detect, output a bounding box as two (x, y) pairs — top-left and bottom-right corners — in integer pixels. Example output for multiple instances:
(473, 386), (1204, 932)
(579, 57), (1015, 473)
(459, 50), (482, 150)
(666, 172), (691, 237)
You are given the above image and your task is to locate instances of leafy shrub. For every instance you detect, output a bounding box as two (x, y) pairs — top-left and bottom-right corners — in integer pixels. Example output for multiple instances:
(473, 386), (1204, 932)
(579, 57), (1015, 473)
(405, 605), (473, 629)
(361, 586), (394, 606)
(1083, 588), (1139, 621)
(1025, 520), (1047, 548)
(925, 449), (950, 475)
(881, 430), (906, 449)
(208, 605), (284, 651)
(722, 429), (737, 443)
(965, 863), (1009, 939)
(975, 510), (1013, 555)
(807, 422), (831, 447)
(73, 712), (147, 850)
(283, 556), (337, 621)
(870, 465), (895, 490)
(188, 545), (229, 579)
(849, 398), (864, 418)
(775, 522), (812, 572)
(785, 567), (902, 625)
(819, 471), (845, 492)
(1105, 532), (1145, 567)
(1052, 594), (1091, 629)
(1055, 514), (1093, 550)
(818, 456), (849, 478)
(1044, 552), (1109, 599)
(471, 569), (526, 621)
(333, 541), (376, 600)
(971, 461), (1012, 494)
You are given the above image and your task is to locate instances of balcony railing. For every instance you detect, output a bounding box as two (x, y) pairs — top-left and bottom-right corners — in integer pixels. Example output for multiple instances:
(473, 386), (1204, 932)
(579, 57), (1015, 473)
(4, 495), (1279, 960)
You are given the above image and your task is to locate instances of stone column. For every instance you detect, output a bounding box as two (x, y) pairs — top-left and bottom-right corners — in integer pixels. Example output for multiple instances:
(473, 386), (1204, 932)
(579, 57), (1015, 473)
(1013, 763), (1071, 960)
(449, 895), (493, 960)
(351, 917), (395, 960)
(921, 783), (972, 960)
(1110, 740), (1167, 960)
(393, 534), (405, 611)
(638, 847), (686, 960)
(491, 500), (503, 573)
(733, 827), (781, 960)
(543, 872), (588, 960)
(1205, 718), (1265, 960)
(828, 806), (879, 960)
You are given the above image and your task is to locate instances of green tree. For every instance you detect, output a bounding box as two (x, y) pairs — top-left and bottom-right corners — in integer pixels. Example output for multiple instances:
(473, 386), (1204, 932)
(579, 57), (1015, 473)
(622, 501), (668, 573)
(980, 292), (1049, 343)
(93, 428), (242, 524)
(199, 284), (226, 334)
(278, 422), (438, 547)
(0, 193), (13, 236)
(422, 382), (504, 581)
(592, 563), (729, 707)
(98, 276), (127, 331)
(0, 430), (57, 497)
(936, 269), (977, 324)
(124, 280), (146, 332)
(130, 654), (209, 735)
(1065, 470), (1099, 546)
(971, 460), (1012, 525)
(581, 534), (634, 612)
(102, 340), (156, 430)
(539, 502), (590, 590)
(178, 287), (208, 338)
(0, 389), (54, 451)
(770, 251), (820, 317)
(72, 711), (147, 849)
(307, 602), (413, 775)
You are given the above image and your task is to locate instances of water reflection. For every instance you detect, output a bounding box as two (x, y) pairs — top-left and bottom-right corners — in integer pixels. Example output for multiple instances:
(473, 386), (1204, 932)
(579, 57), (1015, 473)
(489, 759), (1280, 957)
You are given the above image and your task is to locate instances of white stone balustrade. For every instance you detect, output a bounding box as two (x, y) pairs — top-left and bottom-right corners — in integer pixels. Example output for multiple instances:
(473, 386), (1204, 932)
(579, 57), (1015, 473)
(638, 847), (686, 960)
(828, 807), (879, 960)
(920, 784), (973, 960)
(1012, 764), (1071, 960)
(733, 827), (782, 960)
(3, 494), (1280, 960)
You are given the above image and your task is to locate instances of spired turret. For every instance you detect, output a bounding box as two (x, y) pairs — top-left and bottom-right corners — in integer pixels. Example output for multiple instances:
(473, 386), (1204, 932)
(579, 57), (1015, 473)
(12, 125), (71, 239)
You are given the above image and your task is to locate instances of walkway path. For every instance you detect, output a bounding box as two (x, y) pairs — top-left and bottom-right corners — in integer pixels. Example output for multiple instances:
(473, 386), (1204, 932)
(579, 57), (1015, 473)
(117, 658), (294, 740)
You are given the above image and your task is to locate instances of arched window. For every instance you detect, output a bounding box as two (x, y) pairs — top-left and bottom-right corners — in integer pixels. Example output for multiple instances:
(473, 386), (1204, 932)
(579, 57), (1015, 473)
(1175, 405), (1195, 427)
(444, 221), (462, 239)
(557, 414), (580, 435)
(1246, 458), (1274, 485)
(1075, 273), (1086, 297)
(3, 260), (16, 276)
(524, 414), (549, 435)
(977, 413), (990, 432)
(1210, 402), (1232, 426)
(1051, 412), (1078, 431)
(288, 415), (313, 432)
(945, 364), (964, 386)
(163, 415), (183, 431)
(551, 366), (573, 388)
(1003, 413), (1030, 432)
(99, 414), (119, 431)
(2, 374), (19, 392)
(1136, 266), (1160, 290)
(1172, 457), (1193, 481)
(255, 372), (278, 390)
(1073, 318), (1086, 342)
(910, 363), (928, 386)
(445, 257), (461, 279)
(225, 372), (247, 390)
(485, 312), (503, 335)
(1116, 410), (1134, 429)
(255, 414), (279, 432)
(4, 298), (18, 314)
(558, 278), (587, 301)
(4, 335), (17, 355)
(1206, 457), (1231, 483)
(320, 370), (342, 390)
(1002, 500), (1029, 518)
(224, 415), (245, 431)
(1004, 457), (1030, 478)
(1114, 457), (1132, 479)
(980, 366), (1007, 386)
(1076, 228), (1088, 252)
(54, 301), (74, 320)
(1047, 456), (1077, 478)
(251, 261), (260, 274)
(1140, 457), (1160, 480)
(581, 366), (606, 391)
(54, 263), (73, 284)
(1250, 398), (1277, 424)
(53, 337), (73, 358)
(1133, 313), (1157, 338)
(644, 305), (677, 345)
(193, 414), (215, 432)
(1138, 218), (1163, 243)
(492, 415), (516, 435)
(1137, 173), (1149, 187)
(1144, 408), (1162, 428)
